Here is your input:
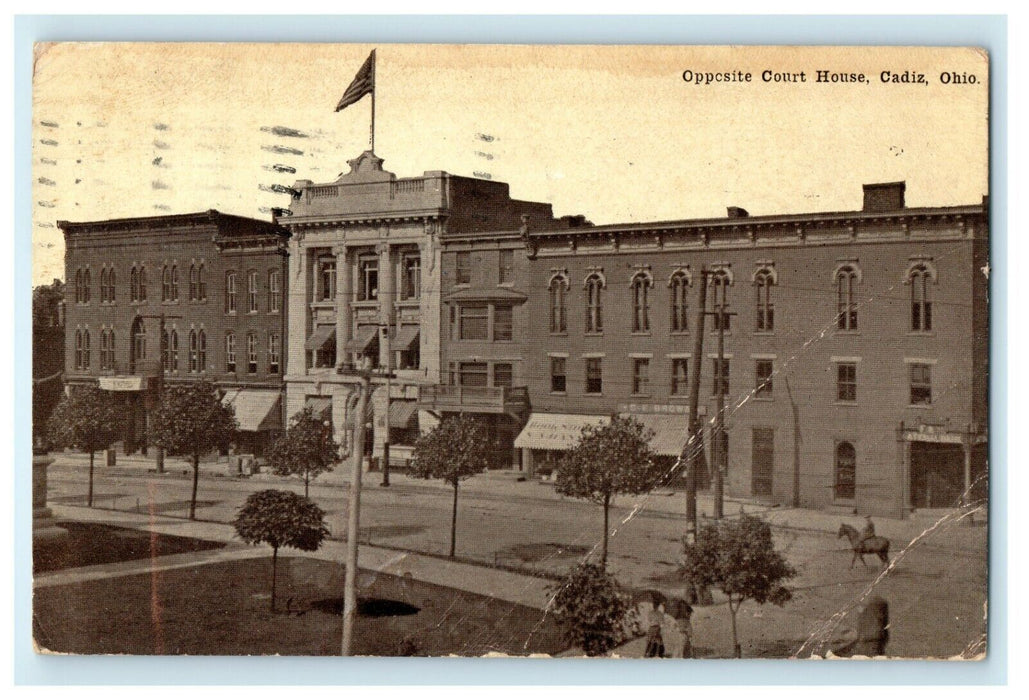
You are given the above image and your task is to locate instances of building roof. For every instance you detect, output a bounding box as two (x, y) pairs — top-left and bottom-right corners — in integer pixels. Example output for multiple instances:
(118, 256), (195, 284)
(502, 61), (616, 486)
(57, 210), (289, 240)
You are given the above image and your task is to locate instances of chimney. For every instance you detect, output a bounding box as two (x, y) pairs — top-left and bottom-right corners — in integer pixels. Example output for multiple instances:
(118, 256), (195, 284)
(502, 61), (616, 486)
(727, 206), (749, 219)
(862, 182), (906, 212)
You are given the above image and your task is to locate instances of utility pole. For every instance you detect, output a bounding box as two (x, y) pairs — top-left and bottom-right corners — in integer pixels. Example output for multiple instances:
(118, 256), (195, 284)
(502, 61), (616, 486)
(380, 323), (391, 487)
(706, 280), (736, 520)
(683, 268), (708, 543)
(137, 312), (180, 473)
(341, 365), (370, 656)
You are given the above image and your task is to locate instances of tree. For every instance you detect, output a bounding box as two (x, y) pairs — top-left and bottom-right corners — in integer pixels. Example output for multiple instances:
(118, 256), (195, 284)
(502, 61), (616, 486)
(556, 415), (662, 567)
(410, 413), (493, 558)
(265, 406), (340, 498)
(47, 385), (122, 507)
(233, 489), (329, 612)
(548, 562), (635, 657)
(680, 514), (797, 658)
(150, 381), (238, 520)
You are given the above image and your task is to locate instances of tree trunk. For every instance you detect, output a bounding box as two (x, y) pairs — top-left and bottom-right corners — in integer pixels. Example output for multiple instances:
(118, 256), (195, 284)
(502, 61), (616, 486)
(601, 493), (610, 567)
(304, 471), (310, 499)
(449, 481), (459, 558)
(189, 453), (200, 520)
(87, 449), (95, 508)
(729, 598), (741, 658)
(271, 546), (278, 612)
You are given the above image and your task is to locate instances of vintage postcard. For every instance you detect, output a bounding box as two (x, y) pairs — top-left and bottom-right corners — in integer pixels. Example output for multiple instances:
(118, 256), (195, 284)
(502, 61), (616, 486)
(31, 43), (989, 659)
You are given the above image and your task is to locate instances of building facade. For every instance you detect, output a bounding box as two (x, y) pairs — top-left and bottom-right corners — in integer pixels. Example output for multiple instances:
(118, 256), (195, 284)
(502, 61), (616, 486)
(277, 151), (565, 463)
(59, 211), (290, 457)
(434, 181), (988, 518)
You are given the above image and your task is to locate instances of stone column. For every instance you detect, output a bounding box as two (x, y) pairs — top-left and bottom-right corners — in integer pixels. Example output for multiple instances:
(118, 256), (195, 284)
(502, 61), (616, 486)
(335, 244), (351, 367)
(377, 242), (394, 367)
(286, 236), (310, 378)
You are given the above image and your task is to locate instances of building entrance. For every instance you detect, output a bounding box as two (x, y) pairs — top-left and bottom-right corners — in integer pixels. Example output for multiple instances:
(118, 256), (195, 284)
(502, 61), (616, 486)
(910, 442), (965, 508)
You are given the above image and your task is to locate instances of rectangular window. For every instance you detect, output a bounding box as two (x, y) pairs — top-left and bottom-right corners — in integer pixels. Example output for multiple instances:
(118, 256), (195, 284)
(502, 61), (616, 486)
(493, 363), (513, 388)
(320, 259), (338, 301)
(455, 252), (472, 285)
(837, 363), (857, 402)
(755, 360), (774, 397)
(671, 358), (689, 396)
(247, 271), (259, 313)
(910, 363), (932, 405)
(498, 250), (514, 284)
(402, 254), (421, 300)
(493, 305), (513, 341)
(713, 358), (730, 396)
(268, 270), (281, 312)
(225, 333), (236, 373)
(225, 272), (237, 314)
(458, 362), (488, 387)
(458, 304), (489, 340)
(247, 333), (258, 374)
(632, 358), (650, 395)
(550, 357), (567, 393)
(358, 257), (377, 301)
(268, 333), (281, 374)
(585, 358), (603, 394)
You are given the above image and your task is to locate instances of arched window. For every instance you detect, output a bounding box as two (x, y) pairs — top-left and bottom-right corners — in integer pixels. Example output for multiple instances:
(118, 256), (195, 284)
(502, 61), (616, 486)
(189, 330), (199, 372)
(138, 266), (147, 302)
(198, 330), (207, 372)
(74, 269), (82, 304)
(669, 270), (690, 332)
(584, 273), (604, 334)
(225, 332), (236, 373)
(169, 329), (178, 372)
(162, 328), (170, 371)
(131, 317), (146, 372)
(99, 269), (108, 303)
(909, 264), (933, 331)
(107, 268), (116, 303)
(162, 265), (172, 301)
(631, 272), (652, 333)
(130, 267), (140, 302)
(225, 271), (237, 314)
(835, 265), (859, 330)
(100, 329), (115, 370)
(268, 270), (281, 313)
(754, 269), (775, 332)
(189, 264), (198, 301)
(834, 442), (856, 501)
(74, 330), (83, 370)
(82, 329), (91, 368)
(548, 274), (568, 334)
(247, 332), (258, 373)
(709, 269), (731, 331)
(82, 269), (90, 303)
(170, 265), (179, 301)
(247, 270), (259, 312)
(197, 264), (207, 301)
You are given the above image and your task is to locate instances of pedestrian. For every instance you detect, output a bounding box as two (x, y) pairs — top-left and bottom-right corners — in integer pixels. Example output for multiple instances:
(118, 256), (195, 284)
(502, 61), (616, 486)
(643, 600), (666, 658)
(668, 597), (695, 658)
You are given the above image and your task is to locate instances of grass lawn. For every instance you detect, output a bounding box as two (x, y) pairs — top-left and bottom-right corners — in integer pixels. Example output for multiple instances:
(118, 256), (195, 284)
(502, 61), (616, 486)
(33, 556), (567, 656)
(33, 521), (228, 574)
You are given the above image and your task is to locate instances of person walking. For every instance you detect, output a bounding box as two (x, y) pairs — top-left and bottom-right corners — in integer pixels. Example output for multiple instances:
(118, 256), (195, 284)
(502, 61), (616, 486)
(668, 598), (695, 658)
(643, 600), (666, 658)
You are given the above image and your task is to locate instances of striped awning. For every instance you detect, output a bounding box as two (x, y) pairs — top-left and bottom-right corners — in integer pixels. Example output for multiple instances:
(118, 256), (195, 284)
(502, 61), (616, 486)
(622, 413), (690, 457)
(345, 327), (379, 354)
(514, 413), (609, 451)
(305, 325), (336, 351)
(388, 400), (419, 429)
(304, 396), (332, 421)
(392, 325), (420, 351)
(222, 389), (282, 432)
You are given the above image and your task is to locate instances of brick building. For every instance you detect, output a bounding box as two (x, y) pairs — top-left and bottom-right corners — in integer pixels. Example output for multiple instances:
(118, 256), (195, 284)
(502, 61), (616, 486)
(432, 182), (988, 518)
(276, 151), (565, 462)
(59, 211), (290, 457)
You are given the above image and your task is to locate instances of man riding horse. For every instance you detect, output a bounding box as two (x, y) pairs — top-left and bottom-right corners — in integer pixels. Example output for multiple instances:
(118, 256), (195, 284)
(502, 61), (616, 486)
(859, 515), (876, 545)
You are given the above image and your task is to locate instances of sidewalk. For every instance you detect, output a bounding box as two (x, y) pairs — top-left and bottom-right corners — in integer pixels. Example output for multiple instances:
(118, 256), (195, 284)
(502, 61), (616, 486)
(49, 450), (987, 550)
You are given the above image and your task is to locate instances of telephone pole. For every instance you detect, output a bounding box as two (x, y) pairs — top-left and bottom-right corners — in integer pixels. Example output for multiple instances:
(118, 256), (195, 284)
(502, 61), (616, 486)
(137, 311), (181, 474)
(683, 268), (708, 543)
(707, 283), (736, 520)
(341, 365), (371, 656)
(380, 323), (391, 487)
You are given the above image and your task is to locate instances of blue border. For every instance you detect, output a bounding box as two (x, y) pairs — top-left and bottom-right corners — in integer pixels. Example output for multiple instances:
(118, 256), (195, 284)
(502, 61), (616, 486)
(14, 14), (1007, 686)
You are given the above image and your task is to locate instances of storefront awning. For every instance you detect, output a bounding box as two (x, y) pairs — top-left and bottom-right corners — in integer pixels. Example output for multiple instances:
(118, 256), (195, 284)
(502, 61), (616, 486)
(345, 327), (379, 355)
(222, 389), (282, 432)
(345, 399), (375, 428)
(98, 376), (145, 392)
(304, 396), (332, 421)
(514, 413), (609, 451)
(305, 325), (336, 351)
(622, 413), (691, 457)
(388, 400), (419, 429)
(392, 326), (420, 352)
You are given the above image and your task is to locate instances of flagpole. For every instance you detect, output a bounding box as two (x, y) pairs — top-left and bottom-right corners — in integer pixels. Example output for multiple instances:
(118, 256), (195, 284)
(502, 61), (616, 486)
(370, 50), (376, 153)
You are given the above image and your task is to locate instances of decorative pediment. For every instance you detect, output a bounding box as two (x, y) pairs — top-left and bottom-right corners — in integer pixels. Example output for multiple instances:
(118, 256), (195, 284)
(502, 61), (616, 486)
(336, 151), (396, 184)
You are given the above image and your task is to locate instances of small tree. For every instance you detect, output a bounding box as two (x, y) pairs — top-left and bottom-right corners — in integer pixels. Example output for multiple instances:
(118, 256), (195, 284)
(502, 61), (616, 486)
(410, 414), (493, 558)
(150, 381), (238, 520)
(556, 415), (662, 566)
(680, 514), (797, 658)
(549, 562), (634, 657)
(47, 385), (122, 507)
(265, 406), (340, 498)
(233, 489), (329, 612)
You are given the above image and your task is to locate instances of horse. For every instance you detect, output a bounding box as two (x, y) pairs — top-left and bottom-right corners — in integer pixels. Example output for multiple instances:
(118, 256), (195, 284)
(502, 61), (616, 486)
(837, 523), (891, 568)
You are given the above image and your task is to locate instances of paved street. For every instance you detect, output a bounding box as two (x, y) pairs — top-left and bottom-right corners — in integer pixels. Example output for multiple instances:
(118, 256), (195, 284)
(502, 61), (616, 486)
(44, 453), (988, 659)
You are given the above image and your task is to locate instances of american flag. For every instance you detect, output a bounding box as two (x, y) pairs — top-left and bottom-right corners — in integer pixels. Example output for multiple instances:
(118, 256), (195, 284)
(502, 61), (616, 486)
(335, 50), (375, 113)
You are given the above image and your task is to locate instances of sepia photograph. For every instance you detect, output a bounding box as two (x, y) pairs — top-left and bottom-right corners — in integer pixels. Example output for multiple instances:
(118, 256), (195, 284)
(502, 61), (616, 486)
(29, 42), (989, 661)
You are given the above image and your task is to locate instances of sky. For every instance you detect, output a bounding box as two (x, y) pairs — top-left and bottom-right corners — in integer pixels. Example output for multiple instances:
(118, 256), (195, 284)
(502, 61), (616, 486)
(31, 43), (989, 286)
